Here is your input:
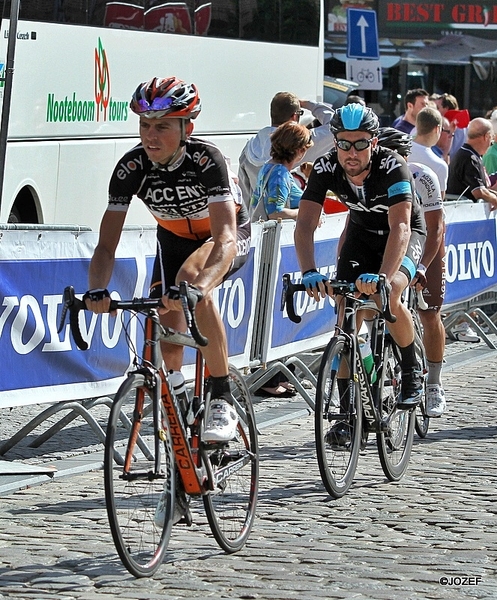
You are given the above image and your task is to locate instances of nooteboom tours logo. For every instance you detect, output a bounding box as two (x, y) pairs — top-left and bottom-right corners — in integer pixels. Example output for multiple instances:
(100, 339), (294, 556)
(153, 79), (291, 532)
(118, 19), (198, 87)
(45, 38), (128, 123)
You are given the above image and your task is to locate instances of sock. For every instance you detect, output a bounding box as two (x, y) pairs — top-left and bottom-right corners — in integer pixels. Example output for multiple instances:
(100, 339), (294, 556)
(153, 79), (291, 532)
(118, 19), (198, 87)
(427, 360), (443, 386)
(208, 375), (232, 402)
(399, 341), (418, 371)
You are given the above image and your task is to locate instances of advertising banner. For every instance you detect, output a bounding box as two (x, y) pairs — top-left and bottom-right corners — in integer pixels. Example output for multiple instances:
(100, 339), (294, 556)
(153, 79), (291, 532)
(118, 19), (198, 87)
(0, 202), (494, 409)
(444, 201), (497, 305)
(265, 212), (347, 362)
(378, 1), (497, 40)
(0, 226), (260, 408)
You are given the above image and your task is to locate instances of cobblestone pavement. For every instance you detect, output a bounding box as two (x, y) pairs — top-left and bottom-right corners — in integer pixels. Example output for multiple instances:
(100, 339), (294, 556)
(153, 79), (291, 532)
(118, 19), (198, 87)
(0, 342), (496, 599)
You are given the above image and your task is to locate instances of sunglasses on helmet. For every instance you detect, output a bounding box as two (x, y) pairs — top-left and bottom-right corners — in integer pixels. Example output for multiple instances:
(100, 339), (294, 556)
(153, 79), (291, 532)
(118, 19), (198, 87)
(136, 96), (174, 113)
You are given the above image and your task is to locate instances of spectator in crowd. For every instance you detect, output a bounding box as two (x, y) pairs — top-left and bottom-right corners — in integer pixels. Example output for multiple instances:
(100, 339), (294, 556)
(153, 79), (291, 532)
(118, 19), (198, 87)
(250, 121), (314, 398)
(238, 92), (334, 205)
(392, 88), (430, 134)
(250, 122), (313, 221)
(432, 116), (455, 164)
(446, 117), (497, 207)
(410, 107), (448, 197)
(434, 93), (467, 157)
(482, 108), (497, 178)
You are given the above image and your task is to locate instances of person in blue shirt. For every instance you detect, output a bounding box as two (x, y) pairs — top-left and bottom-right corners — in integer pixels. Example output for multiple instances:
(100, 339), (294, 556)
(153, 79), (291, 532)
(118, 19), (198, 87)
(250, 121), (313, 221)
(392, 88), (430, 134)
(250, 121), (313, 398)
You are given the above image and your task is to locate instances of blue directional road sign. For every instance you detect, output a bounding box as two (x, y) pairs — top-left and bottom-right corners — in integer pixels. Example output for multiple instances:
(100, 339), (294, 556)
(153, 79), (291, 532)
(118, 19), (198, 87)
(346, 8), (379, 60)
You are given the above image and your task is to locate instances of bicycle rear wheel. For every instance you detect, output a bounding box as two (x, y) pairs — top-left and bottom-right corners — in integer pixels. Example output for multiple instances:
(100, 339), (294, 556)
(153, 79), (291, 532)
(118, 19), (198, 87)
(377, 339), (415, 481)
(315, 336), (362, 498)
(104, 372), (175, 578)
(203, 365), (259, 553)
(413, 312), (430, 438)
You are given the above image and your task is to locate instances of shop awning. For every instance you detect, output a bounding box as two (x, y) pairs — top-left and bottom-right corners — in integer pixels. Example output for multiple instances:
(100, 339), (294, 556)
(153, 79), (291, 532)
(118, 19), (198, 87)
(407, 34), (497, 65)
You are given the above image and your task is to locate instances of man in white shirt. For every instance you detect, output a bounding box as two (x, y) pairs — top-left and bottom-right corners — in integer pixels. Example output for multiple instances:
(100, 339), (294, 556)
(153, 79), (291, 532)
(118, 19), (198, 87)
(238, 92), (335, 205)
(410, 107), (448, 197)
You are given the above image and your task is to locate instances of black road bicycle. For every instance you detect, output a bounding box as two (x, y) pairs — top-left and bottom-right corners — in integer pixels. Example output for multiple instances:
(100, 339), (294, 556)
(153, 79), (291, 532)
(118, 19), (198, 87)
(282, 274), (418, 499)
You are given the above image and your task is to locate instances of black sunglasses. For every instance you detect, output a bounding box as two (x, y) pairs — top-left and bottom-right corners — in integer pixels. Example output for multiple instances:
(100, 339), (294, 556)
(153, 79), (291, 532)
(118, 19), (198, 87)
(295, 110), (304, 117)
(335, 138), (373, 151)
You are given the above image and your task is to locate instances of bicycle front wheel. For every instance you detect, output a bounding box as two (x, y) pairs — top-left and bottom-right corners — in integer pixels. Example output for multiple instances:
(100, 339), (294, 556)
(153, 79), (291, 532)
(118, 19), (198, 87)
(203, 365), (259, 553)
(377, 339), (415, 481)
(104, 373), (175, 578)
(315, 336), (362, 499)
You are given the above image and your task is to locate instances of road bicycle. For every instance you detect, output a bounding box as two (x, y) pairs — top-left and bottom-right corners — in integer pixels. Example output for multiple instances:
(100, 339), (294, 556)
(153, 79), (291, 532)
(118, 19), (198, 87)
(282, 274), (417, 499)
(58, 283), (259, 578)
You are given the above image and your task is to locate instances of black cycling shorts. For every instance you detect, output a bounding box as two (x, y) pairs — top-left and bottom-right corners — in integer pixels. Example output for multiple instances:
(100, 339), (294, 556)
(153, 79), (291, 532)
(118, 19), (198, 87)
(336, 221), (426, 284)
(149, 220), (251, 298)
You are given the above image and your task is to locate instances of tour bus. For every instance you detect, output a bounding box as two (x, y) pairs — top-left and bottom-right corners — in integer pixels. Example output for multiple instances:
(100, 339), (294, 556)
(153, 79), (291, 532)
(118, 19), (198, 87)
(0, 0), (324, 229)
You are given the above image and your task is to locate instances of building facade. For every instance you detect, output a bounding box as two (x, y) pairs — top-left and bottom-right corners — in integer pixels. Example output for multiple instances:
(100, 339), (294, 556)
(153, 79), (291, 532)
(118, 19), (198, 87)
(325, 0), (497, 123)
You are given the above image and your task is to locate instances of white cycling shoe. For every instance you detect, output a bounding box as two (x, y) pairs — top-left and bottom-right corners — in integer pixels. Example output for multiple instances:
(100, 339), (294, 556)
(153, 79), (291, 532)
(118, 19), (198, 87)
(425, 384), (446, 417)
(203, 398), (238, 442)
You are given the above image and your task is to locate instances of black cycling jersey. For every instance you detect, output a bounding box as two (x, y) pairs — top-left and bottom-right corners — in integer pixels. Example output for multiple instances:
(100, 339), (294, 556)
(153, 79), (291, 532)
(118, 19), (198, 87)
(302, 146), (425, 235)
(108, 136), (249, 240)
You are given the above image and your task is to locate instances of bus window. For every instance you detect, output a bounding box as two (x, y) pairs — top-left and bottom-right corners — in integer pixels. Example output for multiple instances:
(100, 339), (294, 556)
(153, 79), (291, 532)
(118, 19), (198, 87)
(2, 1), (320, 45)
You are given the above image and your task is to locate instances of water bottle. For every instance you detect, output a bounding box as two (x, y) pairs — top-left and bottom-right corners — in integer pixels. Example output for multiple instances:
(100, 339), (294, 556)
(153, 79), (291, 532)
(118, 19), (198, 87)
(358, 337), (377, 383)
(168, 369), (189, 415)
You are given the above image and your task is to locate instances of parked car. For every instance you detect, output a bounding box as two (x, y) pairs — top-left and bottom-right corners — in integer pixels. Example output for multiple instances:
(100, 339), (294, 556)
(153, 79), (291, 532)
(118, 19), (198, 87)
(323, 76), (359, 107)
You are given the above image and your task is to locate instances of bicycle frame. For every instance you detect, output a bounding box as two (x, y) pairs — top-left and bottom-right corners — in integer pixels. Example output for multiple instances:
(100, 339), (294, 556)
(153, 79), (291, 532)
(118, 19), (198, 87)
(282, 273), (397, 432)
(336, 296), (386, 432)
(142, 309), (254, 497)
(140, 311), (207, 496)
(282, 273), (416, 496)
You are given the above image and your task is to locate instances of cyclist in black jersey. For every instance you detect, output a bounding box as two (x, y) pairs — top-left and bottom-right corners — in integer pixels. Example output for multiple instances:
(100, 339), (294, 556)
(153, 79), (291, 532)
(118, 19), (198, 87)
(84, 77), (250, 445)
(294, 103), (426, 410)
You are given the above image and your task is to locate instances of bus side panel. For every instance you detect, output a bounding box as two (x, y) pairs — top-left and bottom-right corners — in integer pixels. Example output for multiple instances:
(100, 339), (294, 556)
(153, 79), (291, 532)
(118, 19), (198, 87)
(54, 139), (153, 227)
(2, 142), (59, 223)
(0, 20), (322, 227)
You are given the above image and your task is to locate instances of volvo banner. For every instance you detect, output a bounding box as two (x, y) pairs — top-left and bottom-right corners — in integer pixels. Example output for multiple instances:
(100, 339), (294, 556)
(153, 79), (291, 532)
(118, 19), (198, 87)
(0, 226), (260, 408)
(0, 201), (495, 408)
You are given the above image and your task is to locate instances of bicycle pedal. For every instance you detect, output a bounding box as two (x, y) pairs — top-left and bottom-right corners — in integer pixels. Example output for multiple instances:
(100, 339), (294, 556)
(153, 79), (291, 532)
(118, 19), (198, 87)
(379, 418), (390, 432)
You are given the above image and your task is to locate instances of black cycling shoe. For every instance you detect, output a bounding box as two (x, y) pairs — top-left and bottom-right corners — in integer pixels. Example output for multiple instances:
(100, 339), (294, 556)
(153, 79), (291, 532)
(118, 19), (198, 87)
(324, 422), (351, 447)
(398, 368), (423, 409)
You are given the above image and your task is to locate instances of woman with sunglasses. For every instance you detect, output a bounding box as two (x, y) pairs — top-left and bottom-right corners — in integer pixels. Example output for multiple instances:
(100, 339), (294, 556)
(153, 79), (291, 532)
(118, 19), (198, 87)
(294, 103), (427, 412)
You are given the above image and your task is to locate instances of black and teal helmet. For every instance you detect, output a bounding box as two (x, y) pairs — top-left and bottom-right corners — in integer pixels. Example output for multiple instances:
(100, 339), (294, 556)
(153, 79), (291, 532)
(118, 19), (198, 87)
(330, 103), (379, 136)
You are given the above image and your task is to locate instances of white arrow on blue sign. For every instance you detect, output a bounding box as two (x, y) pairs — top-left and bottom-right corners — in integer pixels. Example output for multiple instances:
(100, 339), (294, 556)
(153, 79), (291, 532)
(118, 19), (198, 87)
(346, 8), (379, 60)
